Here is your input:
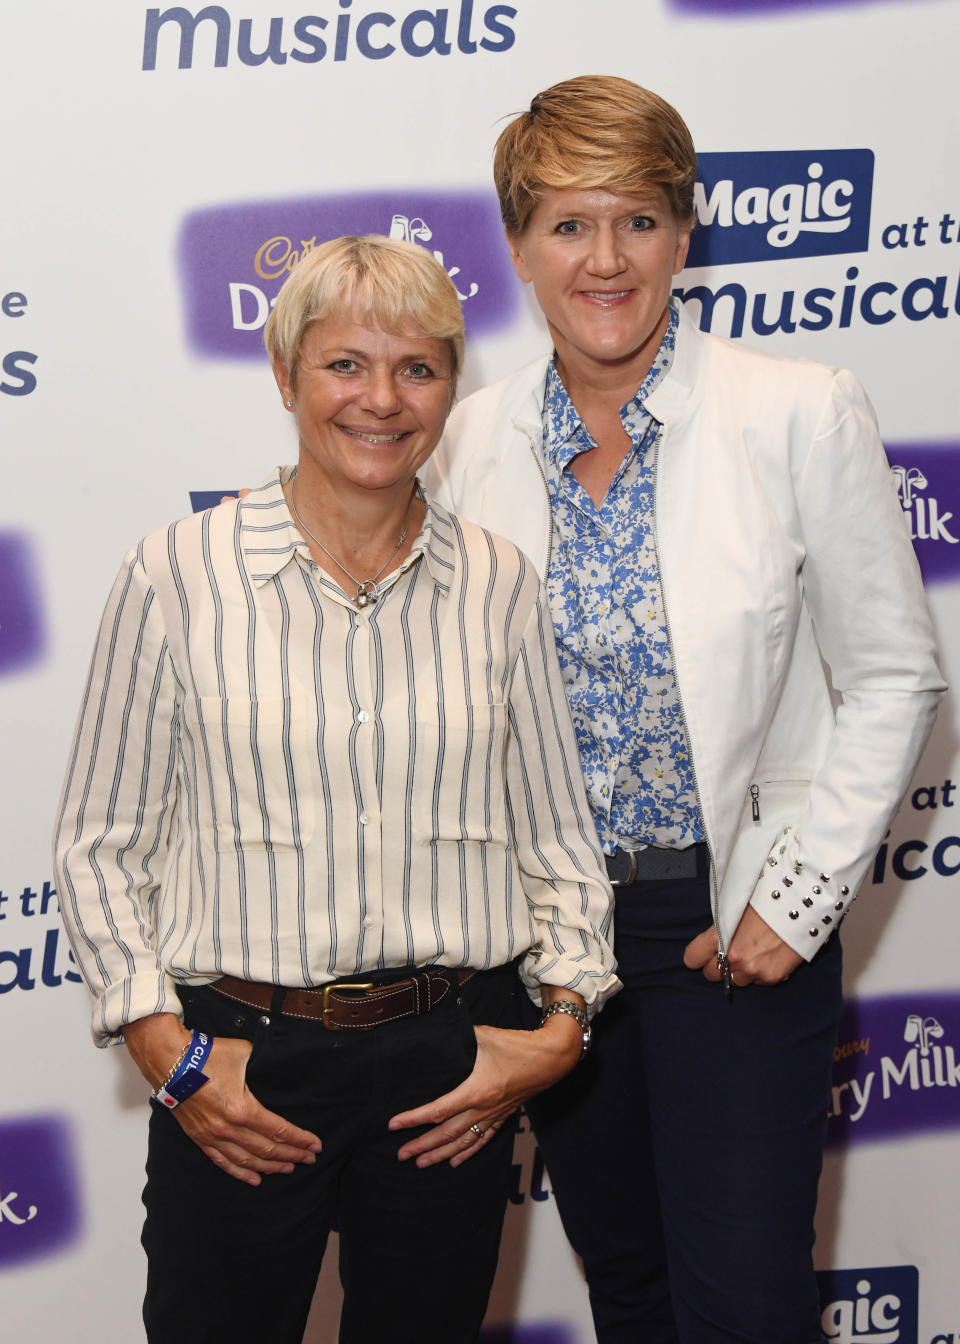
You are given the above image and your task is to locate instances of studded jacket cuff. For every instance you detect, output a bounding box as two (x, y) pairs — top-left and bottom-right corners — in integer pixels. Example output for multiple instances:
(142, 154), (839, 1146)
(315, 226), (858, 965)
(749, 825), (854, 960)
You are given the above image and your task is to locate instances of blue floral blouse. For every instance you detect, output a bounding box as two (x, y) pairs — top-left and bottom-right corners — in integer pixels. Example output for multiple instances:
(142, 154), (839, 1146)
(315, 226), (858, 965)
(542, 303), (703, 853)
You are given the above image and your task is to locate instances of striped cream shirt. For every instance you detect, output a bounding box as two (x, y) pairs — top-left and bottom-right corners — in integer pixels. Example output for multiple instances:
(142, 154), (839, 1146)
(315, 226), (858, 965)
(54, 472), (618, 1045)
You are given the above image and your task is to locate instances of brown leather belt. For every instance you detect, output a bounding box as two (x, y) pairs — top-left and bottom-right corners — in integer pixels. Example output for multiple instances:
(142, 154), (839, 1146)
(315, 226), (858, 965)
(210, 969), (474, 1030)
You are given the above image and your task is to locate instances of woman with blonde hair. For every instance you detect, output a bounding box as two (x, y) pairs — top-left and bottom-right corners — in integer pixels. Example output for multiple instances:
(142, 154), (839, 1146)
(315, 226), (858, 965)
(418, 75), (943, 1342)
(55, 233), (618, 1344)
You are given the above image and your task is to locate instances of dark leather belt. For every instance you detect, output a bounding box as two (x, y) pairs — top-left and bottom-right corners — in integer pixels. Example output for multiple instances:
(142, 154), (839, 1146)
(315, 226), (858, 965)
(210, 968), (474, 1030)
(605, 841), (707, 887)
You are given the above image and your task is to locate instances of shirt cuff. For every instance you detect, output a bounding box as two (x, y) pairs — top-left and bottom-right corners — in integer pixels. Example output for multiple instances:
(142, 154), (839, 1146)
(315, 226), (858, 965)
(519, 955), (621, 1020)
(748, 825), (854, 961)
(94, 969), (186, 1048)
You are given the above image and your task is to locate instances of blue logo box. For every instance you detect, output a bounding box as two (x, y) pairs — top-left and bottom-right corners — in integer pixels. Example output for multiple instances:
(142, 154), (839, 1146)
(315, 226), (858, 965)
(817, 1265), (918, 1344)
(687, 150), (874, 268)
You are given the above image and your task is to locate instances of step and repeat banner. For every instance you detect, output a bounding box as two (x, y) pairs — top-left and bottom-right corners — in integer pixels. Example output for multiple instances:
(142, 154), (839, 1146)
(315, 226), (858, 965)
(3, 1), (960, 1340)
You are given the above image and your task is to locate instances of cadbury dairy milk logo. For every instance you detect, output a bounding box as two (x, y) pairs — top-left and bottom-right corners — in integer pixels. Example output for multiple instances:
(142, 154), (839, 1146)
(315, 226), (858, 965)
(178, 191), (518, 360)
(816, 1266), (919, 1344)
(685, 150), (873, 268)
(0, 1116), (82, 1268)
(0, 531), (46, 676)
(827, 992), (960, 1146)
(885, 444), (960, 584)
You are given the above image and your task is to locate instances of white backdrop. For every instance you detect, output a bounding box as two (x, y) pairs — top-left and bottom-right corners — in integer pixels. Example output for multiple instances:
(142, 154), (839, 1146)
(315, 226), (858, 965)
(3, 2), (960, 1340)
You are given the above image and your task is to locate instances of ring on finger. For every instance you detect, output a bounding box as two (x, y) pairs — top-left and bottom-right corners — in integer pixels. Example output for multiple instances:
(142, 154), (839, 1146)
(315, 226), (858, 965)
(469, 1123), (485, 1139)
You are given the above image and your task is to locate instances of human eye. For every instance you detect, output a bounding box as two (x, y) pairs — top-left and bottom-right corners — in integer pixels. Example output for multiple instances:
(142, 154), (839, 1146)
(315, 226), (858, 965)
(328, 358), (358, 373)
(628, 215), (655, 231)
(403, 360), (445, 383)
(553, 219), (580, 235)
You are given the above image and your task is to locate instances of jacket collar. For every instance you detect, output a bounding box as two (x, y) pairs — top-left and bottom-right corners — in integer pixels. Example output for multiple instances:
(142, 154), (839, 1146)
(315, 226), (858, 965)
(504, 298), (705, 453)
(644, 300), (703, 425)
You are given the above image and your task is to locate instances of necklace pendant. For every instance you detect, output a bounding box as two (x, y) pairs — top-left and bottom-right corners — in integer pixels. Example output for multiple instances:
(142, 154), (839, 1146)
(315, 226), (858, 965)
(356, 581), (376, 608)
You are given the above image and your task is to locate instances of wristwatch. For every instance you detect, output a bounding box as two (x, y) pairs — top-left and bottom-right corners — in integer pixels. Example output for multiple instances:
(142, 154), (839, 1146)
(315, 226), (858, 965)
(540, 999), (591, 1057)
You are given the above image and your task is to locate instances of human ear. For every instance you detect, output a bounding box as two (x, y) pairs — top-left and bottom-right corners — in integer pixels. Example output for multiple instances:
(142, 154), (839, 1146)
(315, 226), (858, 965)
(673, 222), (692, 275)
(272, 356), (295, 408)
(506, 230), (533, 284)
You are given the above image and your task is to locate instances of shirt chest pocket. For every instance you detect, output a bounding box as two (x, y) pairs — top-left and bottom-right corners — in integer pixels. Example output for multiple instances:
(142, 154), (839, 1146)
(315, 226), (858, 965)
(182, 694), (316, 852)
(412, 700), (510, 847)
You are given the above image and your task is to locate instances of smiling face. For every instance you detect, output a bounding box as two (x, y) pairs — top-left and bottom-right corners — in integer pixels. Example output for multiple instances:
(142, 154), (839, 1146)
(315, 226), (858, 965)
(274, 313), (454, 501)
(507, 186), (691, 391)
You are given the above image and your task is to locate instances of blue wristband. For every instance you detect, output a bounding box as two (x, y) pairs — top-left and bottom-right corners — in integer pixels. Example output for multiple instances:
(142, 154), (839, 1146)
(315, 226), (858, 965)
(152, 1030), (212, 1110)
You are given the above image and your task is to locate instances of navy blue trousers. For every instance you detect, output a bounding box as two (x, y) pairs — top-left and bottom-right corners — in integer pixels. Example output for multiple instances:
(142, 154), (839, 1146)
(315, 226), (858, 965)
(142, 965), (519, 1344)
(525, 875), (842, 1344)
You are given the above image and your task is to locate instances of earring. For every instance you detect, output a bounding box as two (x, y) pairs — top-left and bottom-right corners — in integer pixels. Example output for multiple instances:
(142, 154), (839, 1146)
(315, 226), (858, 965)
(285, 398), (294, 409)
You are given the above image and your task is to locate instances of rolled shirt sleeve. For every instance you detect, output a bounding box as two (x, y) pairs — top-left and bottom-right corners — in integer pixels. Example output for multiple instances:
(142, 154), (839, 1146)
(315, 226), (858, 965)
(506, 586), (619, 1015)
(54, 545), (183, 1044)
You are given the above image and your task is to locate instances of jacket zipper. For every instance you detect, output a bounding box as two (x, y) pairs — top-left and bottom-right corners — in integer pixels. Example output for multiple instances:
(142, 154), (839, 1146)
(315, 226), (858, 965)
(749, 779), (810, 825)
(650, 426), (731, 995)
(522, 424), (556, 572)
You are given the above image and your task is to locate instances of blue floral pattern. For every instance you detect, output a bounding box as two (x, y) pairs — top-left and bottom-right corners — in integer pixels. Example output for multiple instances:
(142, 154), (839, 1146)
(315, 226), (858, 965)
(542, 303), (703, 853)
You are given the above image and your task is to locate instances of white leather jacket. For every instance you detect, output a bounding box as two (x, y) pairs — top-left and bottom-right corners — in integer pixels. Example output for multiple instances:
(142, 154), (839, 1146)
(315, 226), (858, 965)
(423, 305), (945, 963)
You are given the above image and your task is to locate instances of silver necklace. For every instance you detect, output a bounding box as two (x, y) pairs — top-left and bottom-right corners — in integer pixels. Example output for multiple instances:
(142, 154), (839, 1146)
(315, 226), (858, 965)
(288, 485), (412, 608)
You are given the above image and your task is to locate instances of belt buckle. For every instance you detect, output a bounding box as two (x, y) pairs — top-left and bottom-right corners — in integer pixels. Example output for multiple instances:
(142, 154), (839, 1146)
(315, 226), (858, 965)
(320, 981), (375, 1029)
(609, 848), (639, 887)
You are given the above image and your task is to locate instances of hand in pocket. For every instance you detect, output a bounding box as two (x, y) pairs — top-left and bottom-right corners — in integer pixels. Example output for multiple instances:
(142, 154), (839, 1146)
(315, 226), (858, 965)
(125, 1014), (323, 1185)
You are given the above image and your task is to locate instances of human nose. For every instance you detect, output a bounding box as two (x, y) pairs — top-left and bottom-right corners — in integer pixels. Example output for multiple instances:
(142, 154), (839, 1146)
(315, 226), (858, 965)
(362, 366), (402, 417)
(586, 224), (625, 278)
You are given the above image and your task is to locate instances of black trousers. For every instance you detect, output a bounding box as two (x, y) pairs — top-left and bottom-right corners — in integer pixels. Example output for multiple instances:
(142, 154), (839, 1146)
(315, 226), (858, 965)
(525, 875), (842, 1344)
(142, 965), (519, 1344)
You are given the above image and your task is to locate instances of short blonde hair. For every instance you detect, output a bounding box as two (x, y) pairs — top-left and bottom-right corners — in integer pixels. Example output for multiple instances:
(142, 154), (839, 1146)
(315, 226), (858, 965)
(264, 234), (465, 393)
(494, 75), (697, 235)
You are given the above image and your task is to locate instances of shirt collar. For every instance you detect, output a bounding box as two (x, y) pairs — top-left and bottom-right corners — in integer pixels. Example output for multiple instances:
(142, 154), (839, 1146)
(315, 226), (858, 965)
(241, 468), (454, 596)
(409, 494), (456, 595)
(542, 299), (680, 464)
(239, 470), (304, 584)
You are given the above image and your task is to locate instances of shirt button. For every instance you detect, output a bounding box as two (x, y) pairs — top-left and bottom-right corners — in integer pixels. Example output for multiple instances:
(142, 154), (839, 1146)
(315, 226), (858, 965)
(359, 811), (370, 825)
(357, 710), (370, 723)
(363, 917), (374, 928)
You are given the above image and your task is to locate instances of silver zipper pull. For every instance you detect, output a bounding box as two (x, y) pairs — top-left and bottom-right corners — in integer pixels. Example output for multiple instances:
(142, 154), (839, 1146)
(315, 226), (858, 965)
(717, 949), (733, 998)
(750, 784), (760, 823)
